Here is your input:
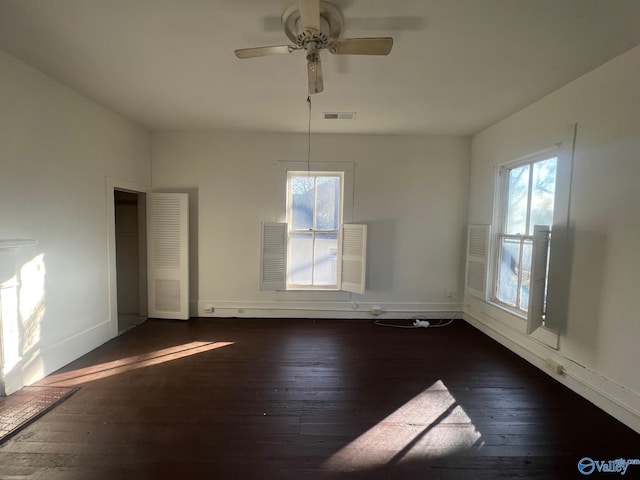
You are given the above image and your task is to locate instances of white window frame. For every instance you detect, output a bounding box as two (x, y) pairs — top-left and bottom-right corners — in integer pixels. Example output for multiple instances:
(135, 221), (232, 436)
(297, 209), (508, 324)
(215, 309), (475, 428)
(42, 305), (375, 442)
(492, 149), (558, 317)
(286, 170), (344, 290)
(479, 125), (576, 348)
(261, 161), (364, 297)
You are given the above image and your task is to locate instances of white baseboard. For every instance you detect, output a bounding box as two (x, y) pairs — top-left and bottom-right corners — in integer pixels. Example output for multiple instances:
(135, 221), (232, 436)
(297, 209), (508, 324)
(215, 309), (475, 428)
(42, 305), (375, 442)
(463, 309), (640, 434)
(196, 300), (462, 320)
(2, 367), (24, 396)
(18, 320), (112, 388)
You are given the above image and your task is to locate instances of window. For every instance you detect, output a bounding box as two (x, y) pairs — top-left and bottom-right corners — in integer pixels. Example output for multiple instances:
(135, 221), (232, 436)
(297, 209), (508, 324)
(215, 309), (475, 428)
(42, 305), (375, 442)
(260, 162), (366, 295)
(493, 154), (557, 314)
(287, 171), (343, 289)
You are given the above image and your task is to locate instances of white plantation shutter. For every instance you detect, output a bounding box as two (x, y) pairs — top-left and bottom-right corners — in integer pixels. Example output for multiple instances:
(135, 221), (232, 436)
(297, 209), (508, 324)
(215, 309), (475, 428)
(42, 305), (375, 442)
(260, 222), (287, 291)
(466, 225), (490, 299)
(340, 224), (367, 294)
(147, 193), (189, 319)
(527, 225), (551, 334)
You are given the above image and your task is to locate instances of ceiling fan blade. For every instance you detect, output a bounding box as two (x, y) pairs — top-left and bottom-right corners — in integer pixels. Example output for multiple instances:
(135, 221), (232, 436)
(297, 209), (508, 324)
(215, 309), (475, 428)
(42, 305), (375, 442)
(234, 45), (296, 59)
(330, 37), (393, 55)
(298, 0), (321, 32)
(344, 16), (425, 31)
(308, 58), (324, 94)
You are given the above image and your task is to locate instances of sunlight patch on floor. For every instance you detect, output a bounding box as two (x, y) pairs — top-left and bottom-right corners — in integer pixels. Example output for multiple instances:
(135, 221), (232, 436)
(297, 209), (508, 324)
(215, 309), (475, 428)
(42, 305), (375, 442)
(322, 380), (482, 472)
(37, 341), (233, 387)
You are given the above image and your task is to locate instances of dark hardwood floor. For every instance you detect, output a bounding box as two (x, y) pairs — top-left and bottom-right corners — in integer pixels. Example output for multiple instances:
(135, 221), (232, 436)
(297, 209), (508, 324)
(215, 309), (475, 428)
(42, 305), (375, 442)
(0, 318), (638, 479)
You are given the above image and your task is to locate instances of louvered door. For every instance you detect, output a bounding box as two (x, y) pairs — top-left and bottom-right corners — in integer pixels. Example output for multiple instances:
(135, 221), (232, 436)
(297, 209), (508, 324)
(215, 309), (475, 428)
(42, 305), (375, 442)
(466, 224), (490, 299)
(260, 222), (287, 291)
(340, 224), (367, 294)
(147, 193), (189, 319)
(527, 225), (551, 334)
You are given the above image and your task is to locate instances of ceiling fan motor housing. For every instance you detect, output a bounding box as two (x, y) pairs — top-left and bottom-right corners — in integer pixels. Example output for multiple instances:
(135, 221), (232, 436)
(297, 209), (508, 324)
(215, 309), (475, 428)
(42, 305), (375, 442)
(283, 1), (344, 49)
(297, 29), (329, 49)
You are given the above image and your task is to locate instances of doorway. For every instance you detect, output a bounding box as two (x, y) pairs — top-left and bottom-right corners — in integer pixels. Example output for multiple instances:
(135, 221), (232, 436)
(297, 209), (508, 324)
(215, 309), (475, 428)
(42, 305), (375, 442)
(114, 189), (147, 334)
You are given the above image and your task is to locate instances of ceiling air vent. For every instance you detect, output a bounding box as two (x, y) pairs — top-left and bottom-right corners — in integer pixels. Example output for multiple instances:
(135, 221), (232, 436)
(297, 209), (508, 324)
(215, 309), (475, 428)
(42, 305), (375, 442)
(323, 112), (356, 120)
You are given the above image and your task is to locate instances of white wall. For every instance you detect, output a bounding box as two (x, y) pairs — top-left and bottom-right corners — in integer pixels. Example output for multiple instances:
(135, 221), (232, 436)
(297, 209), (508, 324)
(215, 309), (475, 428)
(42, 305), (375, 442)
(152, 132), (470, 318)
(466, 46), (640, 432)
(0, 49), (151, 392)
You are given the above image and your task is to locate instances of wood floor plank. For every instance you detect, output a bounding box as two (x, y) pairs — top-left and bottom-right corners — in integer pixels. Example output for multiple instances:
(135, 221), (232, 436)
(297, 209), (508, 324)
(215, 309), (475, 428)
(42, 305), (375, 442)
(0, 318), (637, 479)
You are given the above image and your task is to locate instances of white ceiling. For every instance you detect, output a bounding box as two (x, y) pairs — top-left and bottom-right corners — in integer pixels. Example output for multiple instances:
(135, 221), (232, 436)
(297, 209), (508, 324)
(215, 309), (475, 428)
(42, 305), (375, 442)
(1, 0), (639, 135)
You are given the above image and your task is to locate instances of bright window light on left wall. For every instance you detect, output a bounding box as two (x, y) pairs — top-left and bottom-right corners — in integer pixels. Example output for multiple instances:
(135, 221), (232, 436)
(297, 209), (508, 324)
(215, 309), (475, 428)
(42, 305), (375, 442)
(19, 253), (46, 354)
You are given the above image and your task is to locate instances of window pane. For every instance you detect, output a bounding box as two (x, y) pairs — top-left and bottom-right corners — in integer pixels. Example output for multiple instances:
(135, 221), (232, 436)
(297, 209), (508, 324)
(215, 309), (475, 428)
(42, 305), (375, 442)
(519, 239), (533, 311)
(496, 237), (520, 307)
(290, 176), (314, 230)
(289, 233), (313, 285)
(313, 233), (338, 285)
(506, 164), (530, 235)
(316, 176), (340, 230)
(529, 157), (557, 234)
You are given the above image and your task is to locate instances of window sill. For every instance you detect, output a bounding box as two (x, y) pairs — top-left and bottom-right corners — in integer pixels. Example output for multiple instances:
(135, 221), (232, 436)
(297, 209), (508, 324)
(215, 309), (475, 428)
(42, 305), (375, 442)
(276, 290), (351, 302)
(489, 299), (527, 321)
(286, 286), (339, 291)
(486, 299), (559, 350)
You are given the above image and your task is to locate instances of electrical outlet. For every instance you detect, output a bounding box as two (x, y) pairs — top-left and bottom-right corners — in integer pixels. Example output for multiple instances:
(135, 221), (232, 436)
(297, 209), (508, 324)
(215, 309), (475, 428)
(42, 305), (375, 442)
(544, 358), (564, 375)
(203, 306), (214, 313)
(446, 289), (457, 298)
(370, 306), (382, 315)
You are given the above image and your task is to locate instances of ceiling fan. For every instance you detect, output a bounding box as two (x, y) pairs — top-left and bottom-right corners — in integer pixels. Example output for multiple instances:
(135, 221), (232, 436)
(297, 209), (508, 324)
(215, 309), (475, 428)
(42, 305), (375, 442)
(234, 0), (393, 94)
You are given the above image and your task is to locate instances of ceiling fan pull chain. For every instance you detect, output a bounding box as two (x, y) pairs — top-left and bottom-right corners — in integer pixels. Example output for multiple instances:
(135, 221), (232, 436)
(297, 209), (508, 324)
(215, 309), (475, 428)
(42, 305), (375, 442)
(307, 94), (312, 174)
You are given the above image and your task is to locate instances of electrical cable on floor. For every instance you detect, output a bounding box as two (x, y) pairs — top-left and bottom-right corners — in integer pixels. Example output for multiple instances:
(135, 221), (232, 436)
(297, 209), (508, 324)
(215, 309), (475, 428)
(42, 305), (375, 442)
(373, 320), (417, 329)
(374, 311), (460, 329)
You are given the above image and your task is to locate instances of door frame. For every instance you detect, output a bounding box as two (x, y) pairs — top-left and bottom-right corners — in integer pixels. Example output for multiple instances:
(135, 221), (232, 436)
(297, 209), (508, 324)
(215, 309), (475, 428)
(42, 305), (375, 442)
(106, 177), (150, 339)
